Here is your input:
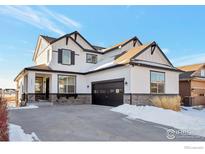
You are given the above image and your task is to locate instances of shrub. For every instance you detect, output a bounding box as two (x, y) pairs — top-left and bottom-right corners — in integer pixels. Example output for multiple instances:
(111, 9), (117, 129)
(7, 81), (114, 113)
(150, 96), (181, 112)
(0, 98), (8, 141)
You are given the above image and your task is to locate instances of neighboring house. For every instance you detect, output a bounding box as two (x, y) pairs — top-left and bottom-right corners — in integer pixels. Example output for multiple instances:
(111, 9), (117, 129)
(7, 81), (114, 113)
(178, 63), (205, 106)
(14, 31), (181, 106)
(0, 88), (2, 99)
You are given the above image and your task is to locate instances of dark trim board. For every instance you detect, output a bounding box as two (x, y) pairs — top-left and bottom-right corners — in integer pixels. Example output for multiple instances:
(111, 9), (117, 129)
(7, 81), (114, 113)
(14, 61), (181, 81)
(91, 78), (125, 84)
(130, 62), (182, 72)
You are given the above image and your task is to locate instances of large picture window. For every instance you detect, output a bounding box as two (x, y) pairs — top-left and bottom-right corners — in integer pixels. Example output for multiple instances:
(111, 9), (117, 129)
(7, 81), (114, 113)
(86, 53), (97, 64)
(58, 75), (76, 93)
(150, 71), (165, 94)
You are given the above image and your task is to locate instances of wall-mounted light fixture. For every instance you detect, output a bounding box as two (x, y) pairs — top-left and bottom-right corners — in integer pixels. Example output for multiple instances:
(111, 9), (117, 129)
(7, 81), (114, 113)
(87, 85), (89, 88)
(125, 81), (128, 85)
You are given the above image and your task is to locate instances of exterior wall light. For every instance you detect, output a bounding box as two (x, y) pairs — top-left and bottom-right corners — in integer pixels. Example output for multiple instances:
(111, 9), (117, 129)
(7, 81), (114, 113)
(87, 85), (89, 88)
(125, 81), (128, 85)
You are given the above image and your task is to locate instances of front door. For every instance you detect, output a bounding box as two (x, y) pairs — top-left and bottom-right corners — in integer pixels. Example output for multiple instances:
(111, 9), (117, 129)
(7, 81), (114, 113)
(46, 78), (49, 99)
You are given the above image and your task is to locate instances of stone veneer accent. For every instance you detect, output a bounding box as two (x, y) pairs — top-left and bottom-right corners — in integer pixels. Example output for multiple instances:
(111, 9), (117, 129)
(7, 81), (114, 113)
(124, 94), (179, 106)
(25, 93), (91, 105)
(24, 93), (178, 106)
(55, 94), (91, 105)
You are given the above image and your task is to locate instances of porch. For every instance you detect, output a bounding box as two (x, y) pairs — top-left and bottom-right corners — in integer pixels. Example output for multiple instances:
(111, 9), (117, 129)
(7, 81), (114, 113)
(22, 72), (52, 102)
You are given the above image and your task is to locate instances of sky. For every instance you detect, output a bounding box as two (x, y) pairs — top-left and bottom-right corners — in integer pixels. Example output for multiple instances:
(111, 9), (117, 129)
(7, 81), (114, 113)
(1, 5), (205, 88)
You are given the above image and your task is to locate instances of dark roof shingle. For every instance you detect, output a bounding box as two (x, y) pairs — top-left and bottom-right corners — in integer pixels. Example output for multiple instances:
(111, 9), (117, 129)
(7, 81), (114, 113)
(40, 35), (56, 43)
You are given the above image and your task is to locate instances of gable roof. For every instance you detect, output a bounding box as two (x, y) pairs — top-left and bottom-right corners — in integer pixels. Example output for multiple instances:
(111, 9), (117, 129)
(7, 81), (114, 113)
(92, 45), (105, 50)
(177, 63), (205, 72)
(102, 36), (143, 53)
(114, 42), (153, 64)
(40, 35), (56, 43)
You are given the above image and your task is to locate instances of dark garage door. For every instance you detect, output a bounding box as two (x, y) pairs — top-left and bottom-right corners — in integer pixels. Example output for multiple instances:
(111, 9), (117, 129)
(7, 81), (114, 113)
(92, 79), (124, 106)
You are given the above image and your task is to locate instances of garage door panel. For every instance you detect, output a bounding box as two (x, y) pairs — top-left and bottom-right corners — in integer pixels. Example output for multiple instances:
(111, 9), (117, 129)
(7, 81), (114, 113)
(92, 80), (124, 106)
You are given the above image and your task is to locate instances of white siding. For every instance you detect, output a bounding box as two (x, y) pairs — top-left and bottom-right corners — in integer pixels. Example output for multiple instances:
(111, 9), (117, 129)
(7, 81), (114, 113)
(34, 38), (50, 65)
(130, 66), (179, 94)
(85, 66), (131, 93)
(135, 46), (170, 66)
(50, 37), (103, 72)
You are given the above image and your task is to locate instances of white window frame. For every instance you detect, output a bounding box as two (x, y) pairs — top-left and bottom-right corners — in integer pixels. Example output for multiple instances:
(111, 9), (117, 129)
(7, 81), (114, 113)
(150, 71), (165, 94)
(58, 75), (76, 94)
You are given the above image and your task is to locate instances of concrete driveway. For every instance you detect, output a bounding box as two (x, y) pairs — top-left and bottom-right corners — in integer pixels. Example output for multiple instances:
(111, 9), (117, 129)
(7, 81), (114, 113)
(9, 104), (205, 141)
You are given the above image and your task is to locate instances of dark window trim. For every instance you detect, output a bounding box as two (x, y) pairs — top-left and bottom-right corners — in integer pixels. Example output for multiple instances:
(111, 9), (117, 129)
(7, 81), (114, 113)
(60, 48), (75, 66)
(150, 70), (165, 94)
(57, 74), (76, 94)
(86, 53), (97, 64)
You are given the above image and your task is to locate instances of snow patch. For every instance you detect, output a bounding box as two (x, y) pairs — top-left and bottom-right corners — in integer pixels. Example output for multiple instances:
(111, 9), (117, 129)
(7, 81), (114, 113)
(9, 123), (40, 141)
(8, 104), (39, 110)
(111, 104), (205, 137)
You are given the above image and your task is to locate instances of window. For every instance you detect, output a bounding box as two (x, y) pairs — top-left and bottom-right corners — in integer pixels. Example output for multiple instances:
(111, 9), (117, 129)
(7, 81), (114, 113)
(35, 77), (43, 93)
(62, 49), (71, 65)
(58, 75), (76, 93)
(150, 71), (165, 94)
(201, 70), (205, 77)
(58, 49), (75, 65)
(86, 53), (97, 64)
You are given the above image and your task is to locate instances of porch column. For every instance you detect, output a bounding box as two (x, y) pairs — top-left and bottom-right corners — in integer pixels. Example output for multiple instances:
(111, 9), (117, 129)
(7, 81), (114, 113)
(50, 73), (58, 102)
(27, 71), (35, 102)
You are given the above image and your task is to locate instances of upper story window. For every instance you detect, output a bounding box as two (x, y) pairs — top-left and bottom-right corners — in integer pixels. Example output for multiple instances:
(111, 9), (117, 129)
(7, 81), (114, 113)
(58, 49), (75, 65)
(150, 71), (165, 94)
(201, 70), (205, 77)
(86, 53), (97, 64)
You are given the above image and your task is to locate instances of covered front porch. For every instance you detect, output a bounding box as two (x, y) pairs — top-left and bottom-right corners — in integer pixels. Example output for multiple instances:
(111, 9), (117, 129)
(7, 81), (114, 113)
(23, 71), (53, 102)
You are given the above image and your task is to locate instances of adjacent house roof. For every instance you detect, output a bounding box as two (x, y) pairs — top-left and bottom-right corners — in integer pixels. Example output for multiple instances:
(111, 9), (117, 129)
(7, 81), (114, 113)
(177, 63), (205, 80)
(177, 63), (205, 72)
(179, 71), (195, 80)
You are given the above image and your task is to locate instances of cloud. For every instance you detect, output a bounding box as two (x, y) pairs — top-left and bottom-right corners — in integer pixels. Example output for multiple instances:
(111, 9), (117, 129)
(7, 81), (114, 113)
(40, 6), (81, 29)
(171, 53), (205, 66)
(162, 48), (169, 54)
(0, 6), (81, 36)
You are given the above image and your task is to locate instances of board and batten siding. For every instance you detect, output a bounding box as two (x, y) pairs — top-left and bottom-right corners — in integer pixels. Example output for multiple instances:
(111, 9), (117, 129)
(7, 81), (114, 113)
(49, 37), (103, 72)
(135, 46), (170, 66)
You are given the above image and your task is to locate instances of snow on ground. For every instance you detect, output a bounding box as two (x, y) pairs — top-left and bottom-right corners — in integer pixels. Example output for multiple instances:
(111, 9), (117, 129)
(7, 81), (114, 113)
(111, 104), (205, 137)
(9, 123), (40, 141)
(8, 104), (39, 110)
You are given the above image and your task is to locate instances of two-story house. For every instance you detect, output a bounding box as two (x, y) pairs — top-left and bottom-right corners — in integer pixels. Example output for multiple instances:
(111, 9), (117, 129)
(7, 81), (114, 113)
(178, 63), (205, 106)
(14, 31), (181, 106)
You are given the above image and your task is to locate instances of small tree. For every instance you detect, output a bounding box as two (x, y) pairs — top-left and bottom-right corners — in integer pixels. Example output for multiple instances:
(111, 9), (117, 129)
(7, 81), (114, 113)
(0, 98), (8, 141)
